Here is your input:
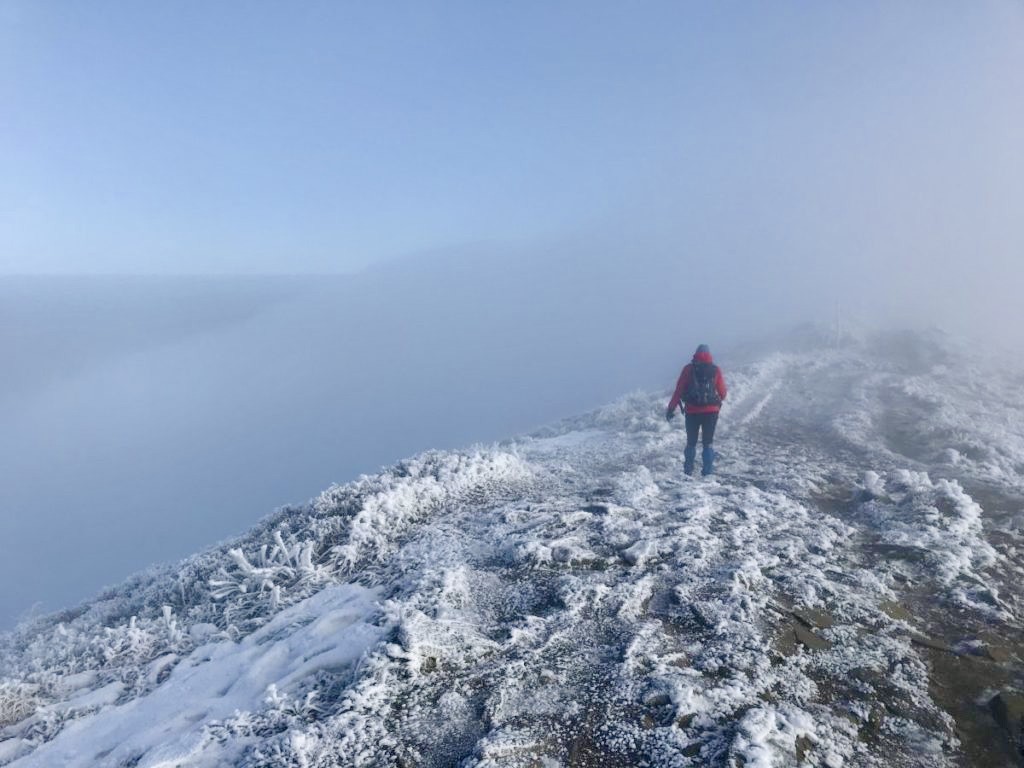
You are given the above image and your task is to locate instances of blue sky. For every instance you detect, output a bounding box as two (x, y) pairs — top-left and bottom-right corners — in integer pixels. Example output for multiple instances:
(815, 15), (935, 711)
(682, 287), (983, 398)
(1, 1), (1022, 275)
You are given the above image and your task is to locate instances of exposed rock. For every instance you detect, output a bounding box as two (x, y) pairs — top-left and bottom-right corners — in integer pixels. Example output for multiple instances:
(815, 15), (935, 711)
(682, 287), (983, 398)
(641, 692), (671, 708)
(989, 692), (1024, 747)
(910, 633), (954, 654)
(775, 622), (832, 655)
(880, 600), (913, 622)
(792, 607), (835, 630)
(667, 655), (690, 670)
(636, 689), (675, 728)
(794, 624), (832, 652)
(688, 603), (716, 629)
(774, 626), (797, 656)
(858, 705), (886, 741)
(795, 734), (814, 761)
(643, 589), (677, 619)
(982, 645), (1015, 664)
(955, 640), (1016, 664)
(868, 543), (929, 563)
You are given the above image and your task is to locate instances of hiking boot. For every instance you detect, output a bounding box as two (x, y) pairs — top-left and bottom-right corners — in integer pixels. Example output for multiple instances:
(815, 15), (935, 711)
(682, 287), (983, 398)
(684, 444), (696, 476)
(701, 445), (715, 476)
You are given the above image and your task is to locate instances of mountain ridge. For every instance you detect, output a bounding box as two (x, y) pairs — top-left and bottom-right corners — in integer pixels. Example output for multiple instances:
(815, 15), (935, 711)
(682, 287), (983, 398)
(2, 330), (1023, 767)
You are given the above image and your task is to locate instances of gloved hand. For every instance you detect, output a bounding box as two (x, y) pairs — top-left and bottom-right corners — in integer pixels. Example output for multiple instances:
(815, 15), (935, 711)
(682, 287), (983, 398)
(665, 408), (676, 421)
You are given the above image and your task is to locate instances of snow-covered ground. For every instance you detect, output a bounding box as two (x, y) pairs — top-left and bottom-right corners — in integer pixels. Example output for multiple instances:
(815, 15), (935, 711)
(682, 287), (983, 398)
(2, 331), (1023, 767)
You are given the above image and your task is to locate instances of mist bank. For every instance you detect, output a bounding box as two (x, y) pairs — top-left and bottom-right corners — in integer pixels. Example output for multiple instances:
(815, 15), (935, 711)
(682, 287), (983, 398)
(0, 275), (313, 407)
(0, 246), (1011, 628)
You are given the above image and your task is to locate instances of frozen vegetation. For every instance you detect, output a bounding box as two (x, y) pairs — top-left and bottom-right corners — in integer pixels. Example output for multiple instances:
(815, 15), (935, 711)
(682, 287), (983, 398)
(1, 330), (1023, 766)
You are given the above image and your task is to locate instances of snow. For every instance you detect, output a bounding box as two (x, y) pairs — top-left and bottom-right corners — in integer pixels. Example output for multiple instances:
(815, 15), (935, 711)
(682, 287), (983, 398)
(858, 470), (1005, 617)
(8, 584), (381, 767)
(1, 331), (1021, 766)
(730, 705), (817, 767)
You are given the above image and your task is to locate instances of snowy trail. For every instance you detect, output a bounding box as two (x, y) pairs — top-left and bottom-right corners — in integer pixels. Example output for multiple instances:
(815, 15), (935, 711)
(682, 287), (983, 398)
(2, 334), (1023, 767)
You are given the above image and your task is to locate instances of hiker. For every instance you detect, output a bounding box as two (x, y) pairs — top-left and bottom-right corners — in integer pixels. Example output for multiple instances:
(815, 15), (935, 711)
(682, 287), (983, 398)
(666, 344), (727, 476)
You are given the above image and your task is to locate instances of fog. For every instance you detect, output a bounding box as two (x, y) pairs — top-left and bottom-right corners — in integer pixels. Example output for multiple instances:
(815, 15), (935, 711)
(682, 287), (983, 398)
(3, 234), (1022, 627)
(3, 1), (1024, 627)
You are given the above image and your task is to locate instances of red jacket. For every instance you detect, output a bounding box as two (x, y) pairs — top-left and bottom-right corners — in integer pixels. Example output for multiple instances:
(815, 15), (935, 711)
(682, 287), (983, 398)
(668, 351), (727, 415)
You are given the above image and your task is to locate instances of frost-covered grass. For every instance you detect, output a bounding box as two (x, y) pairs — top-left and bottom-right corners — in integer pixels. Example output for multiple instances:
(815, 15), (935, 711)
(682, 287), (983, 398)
(1, 331), (1022, 767)
(0, 447), (533, 765)
(0, 684), (38, 730)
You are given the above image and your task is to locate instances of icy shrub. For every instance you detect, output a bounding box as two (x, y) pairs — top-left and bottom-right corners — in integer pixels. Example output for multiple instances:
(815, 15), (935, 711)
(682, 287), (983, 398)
(98, 607), (186, 670)
(319, 449), (533, 574)
(209, 531), (330, 609)
(209, 448), (533, 627)
(0, 681), (39, 727)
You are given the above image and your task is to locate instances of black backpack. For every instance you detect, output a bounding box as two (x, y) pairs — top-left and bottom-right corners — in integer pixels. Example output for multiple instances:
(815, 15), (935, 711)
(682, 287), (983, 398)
(685, 362), (721, 406)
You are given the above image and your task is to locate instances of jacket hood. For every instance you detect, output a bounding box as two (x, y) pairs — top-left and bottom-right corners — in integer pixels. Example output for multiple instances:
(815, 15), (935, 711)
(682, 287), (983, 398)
(693, 344), (713, 364)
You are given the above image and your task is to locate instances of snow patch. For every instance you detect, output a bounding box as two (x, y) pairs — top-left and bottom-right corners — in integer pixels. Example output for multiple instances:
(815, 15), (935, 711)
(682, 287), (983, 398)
(9, 584), (382, 768)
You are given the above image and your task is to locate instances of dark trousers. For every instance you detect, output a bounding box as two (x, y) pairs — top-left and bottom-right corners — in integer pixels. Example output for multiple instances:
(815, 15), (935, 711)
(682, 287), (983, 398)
(685, 412), (718, 448)
(684, 412), (718, 475)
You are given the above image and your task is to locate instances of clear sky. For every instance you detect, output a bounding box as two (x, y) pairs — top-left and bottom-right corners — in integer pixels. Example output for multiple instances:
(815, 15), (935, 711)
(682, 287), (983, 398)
(2, 1), (1022, 275)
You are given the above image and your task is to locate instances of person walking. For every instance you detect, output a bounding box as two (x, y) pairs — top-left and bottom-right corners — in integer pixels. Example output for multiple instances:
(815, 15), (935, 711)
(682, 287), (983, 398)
(666, 344), (727, 476)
